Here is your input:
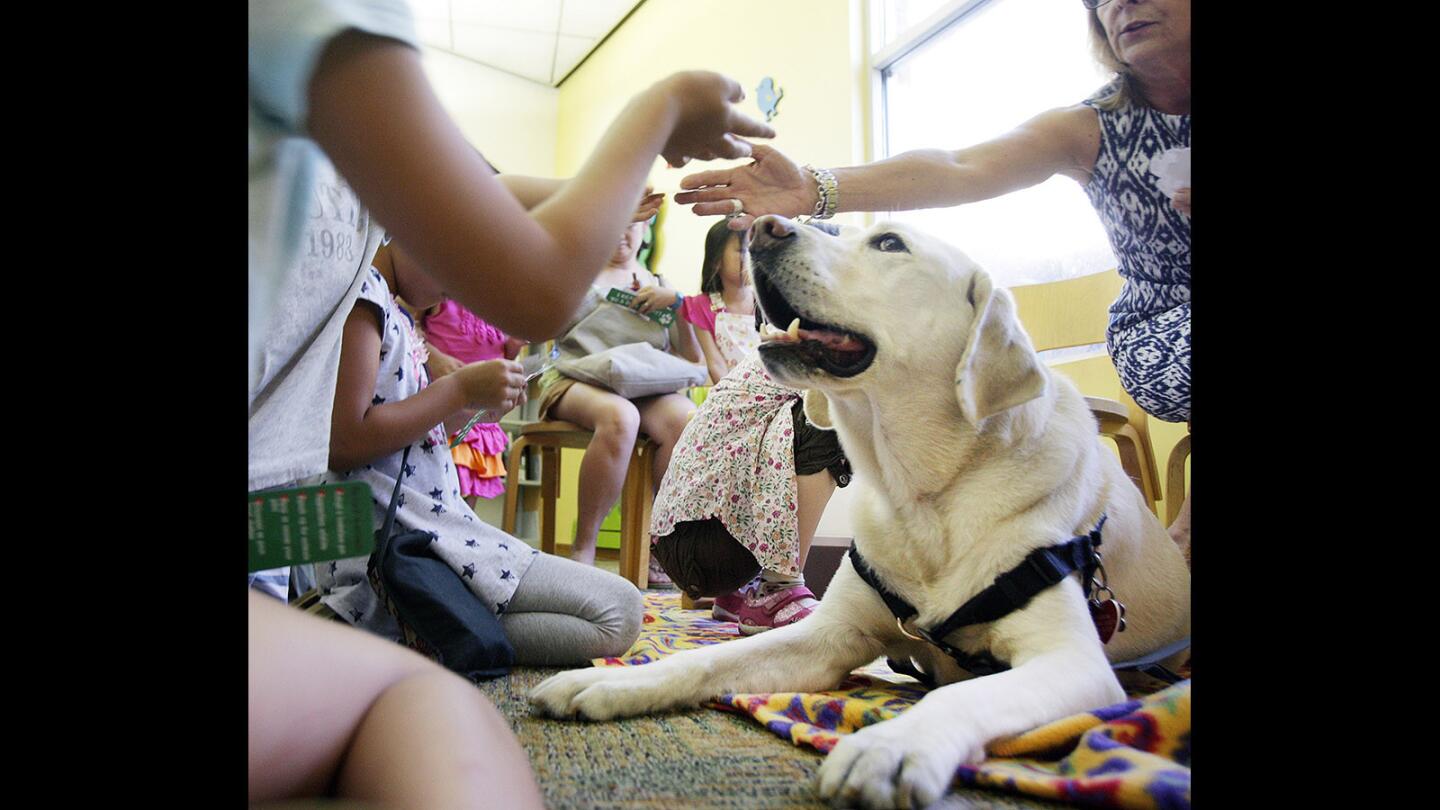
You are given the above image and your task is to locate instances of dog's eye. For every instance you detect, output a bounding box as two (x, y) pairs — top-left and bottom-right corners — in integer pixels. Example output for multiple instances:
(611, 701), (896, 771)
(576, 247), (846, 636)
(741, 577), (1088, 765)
(872, 233), (908, 253)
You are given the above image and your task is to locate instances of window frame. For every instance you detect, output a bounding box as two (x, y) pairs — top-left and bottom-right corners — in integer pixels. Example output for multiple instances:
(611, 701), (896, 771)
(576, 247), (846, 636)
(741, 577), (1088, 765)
(867, 0), (998, 166)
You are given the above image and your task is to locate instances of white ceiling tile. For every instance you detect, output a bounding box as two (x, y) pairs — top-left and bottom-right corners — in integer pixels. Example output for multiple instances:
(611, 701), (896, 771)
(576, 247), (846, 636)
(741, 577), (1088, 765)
(422, 0), (642, 86)
(413, 20), (452, 49)
(452, 22), (557, 84)
(405, 0), (451, 23)
(551, 34), (599, 83)
(452, 0), (562, 34)
(558, 0), (639, 39)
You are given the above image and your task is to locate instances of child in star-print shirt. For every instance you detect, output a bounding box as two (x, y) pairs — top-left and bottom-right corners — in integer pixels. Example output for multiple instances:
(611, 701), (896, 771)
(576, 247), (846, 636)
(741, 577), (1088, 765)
(314, 236), (642, 665)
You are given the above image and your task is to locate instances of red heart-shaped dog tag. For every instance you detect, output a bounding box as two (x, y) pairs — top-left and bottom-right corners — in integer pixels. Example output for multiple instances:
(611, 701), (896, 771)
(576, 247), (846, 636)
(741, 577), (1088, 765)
(1091, 599), (1120, 643)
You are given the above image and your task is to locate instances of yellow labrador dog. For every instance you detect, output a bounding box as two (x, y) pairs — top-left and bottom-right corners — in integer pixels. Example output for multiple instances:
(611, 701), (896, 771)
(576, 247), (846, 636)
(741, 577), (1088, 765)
(532, 216), (1190, 809)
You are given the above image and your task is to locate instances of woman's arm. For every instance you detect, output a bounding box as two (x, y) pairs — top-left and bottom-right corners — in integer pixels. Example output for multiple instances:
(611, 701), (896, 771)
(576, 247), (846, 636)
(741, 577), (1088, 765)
(675, 105), (1098, 230)
(329, 304), (527, 471)
(307, 33), (773, 339)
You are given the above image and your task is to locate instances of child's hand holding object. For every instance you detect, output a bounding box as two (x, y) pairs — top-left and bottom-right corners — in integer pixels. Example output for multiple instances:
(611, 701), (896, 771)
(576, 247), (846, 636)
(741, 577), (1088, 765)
(455, 359), (527, 418)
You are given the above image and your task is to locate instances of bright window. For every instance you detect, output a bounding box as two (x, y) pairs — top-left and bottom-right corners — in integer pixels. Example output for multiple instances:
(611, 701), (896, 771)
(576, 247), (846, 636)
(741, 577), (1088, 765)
(872, 0), (1116, 288)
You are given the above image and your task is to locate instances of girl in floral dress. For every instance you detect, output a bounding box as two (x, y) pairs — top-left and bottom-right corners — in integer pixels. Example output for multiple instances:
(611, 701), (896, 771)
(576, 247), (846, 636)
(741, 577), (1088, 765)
(647, 220), (851, 634)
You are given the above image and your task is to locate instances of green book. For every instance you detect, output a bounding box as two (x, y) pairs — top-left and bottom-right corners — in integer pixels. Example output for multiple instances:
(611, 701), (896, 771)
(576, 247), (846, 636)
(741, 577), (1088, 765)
(248, 481), (375, 572)
(605, 287), (676, 327)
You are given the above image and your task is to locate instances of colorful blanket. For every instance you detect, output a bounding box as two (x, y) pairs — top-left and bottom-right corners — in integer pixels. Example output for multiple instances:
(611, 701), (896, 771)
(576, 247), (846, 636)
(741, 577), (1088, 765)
(595, 592), (1190, 810)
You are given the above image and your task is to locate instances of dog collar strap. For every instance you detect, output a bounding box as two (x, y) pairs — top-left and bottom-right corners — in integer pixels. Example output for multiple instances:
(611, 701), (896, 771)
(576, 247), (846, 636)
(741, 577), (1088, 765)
(847, 545), (919, 623)
(847, 514), (1107, 675)
(928, 515), (1107, 642)
(847, 545), (1008, 675)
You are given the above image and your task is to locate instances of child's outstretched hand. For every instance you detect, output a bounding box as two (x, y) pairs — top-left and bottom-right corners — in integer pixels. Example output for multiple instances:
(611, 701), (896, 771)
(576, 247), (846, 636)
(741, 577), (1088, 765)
(454, 359), (527, 417)
(656, 71), (776, 169)
(631, 285), (680, 315)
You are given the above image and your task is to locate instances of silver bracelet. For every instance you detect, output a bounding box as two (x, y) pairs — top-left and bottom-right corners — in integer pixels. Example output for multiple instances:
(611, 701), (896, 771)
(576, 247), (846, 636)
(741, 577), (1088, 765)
(802, 164), (838, 220)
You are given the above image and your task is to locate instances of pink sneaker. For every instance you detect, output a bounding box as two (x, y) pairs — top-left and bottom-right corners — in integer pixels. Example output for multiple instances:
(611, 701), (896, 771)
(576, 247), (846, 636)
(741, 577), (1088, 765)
(736, 584), (818, 635)
(712, 589), (745, 622)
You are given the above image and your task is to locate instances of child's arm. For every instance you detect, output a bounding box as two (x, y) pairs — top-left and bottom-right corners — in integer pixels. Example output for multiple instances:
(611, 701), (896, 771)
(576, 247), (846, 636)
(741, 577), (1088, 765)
(329, 303), (526, 471)
(667, 313), (703, 366)
(631, 284), (703, 366)
(497, 176), (664, 226)
(424, 342), (464, 381)
(306, 34), (773, 341)
(694, 329), (729, 386)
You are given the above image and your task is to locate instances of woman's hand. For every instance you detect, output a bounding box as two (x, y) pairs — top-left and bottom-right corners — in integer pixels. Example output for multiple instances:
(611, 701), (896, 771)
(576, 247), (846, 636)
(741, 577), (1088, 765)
(631, 285), (680, 315)
(674, 144), (816, 231)
(1172, 187), (1191, 217)
(453, 359), (527, 417)
(654, 72), (776, 170)
(426, 343), (464, 380)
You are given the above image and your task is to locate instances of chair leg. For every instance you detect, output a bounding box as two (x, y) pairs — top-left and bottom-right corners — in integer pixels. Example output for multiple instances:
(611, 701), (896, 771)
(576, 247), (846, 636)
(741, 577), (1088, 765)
(634, 443), (654, 587)
(618, 444), (651, 589)
(540, 445), (559, 556)
(501, 437), (530, 535)
(1166, 433), (1191, 527)
(1122, 394), (1163, 502)
(1110, 426), (1159, 514)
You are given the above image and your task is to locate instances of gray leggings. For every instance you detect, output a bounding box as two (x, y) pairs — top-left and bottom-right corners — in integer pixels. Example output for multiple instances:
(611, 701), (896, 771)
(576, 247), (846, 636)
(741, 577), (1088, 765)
(502, 552), (644, 666)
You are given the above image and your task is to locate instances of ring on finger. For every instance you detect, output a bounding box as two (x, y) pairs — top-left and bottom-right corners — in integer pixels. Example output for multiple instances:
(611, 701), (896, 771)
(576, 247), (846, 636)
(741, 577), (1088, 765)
(728, 198), (744, 214)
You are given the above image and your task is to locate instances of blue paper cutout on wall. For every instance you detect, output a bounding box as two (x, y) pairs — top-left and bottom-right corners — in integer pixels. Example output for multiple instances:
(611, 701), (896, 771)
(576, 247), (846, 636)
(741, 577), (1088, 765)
(757, 77), (783, 122)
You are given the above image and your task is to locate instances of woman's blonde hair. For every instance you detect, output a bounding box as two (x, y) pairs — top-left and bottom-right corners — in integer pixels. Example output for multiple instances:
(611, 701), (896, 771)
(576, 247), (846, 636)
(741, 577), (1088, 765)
(1086, 10), (1134, 110)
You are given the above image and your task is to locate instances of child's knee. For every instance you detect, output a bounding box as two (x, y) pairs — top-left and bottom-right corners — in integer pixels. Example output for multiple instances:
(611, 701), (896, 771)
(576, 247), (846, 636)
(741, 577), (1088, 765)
(611, 585), (644, 653)
(589, 580), (644, 658)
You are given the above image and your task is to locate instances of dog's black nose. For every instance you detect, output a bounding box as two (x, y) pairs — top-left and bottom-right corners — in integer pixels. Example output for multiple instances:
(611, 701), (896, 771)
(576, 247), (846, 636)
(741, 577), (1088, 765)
(751, 215), (798, 252)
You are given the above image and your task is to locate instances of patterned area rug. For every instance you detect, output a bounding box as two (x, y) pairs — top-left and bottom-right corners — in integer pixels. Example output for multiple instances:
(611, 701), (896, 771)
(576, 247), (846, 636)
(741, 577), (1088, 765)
(480, 592), (1186, 809)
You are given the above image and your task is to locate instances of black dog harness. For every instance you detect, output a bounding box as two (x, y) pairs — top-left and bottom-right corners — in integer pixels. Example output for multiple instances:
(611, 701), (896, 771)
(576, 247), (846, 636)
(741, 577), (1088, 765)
(848, 515), (1110, 677)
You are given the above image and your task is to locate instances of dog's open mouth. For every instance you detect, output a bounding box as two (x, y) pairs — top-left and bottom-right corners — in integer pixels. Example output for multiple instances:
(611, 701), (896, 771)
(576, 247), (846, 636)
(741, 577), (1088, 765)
(754, 272), (876, 378)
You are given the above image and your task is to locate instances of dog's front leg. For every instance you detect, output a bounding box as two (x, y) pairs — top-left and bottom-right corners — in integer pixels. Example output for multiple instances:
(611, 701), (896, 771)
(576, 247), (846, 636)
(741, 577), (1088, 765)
(530, 596), (888, 721)
(818, 583), (1124, 809)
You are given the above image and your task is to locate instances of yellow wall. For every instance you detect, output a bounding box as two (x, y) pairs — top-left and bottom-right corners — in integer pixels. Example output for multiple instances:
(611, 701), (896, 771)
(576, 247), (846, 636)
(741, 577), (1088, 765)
(551, 0), (872, 546)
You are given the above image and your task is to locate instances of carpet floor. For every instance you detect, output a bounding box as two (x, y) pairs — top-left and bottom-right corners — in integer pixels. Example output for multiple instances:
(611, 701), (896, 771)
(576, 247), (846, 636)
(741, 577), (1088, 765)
(475, 590), (1088, 810)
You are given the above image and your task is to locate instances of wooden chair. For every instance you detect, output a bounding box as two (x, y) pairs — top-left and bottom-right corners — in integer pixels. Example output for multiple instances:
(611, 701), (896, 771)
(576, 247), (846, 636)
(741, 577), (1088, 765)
(501, 421), (656, 589)
(1009, 270), (1163, 515)
(1166, 427), (1190, 526)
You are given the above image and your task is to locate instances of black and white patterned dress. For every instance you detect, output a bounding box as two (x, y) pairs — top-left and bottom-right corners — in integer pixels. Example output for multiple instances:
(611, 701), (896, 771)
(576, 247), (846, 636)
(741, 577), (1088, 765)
(1082, 79), (1191, 423)
(315, 262), (538, 635)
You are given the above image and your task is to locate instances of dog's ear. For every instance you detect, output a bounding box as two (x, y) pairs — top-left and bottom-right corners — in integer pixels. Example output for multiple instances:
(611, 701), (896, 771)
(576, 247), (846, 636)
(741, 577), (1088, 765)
(803, 389), (834, 430)
(954, 273), (1047, 424)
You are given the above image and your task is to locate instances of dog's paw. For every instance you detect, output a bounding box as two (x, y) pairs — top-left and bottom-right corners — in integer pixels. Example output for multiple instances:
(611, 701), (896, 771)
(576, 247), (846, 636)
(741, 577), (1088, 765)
(529, 665), (681, 721)
(816, 714), (984, 809)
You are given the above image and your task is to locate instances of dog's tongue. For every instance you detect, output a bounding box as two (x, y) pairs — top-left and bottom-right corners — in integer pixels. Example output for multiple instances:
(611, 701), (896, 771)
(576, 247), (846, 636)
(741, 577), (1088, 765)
(798, 328), (865, 352)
